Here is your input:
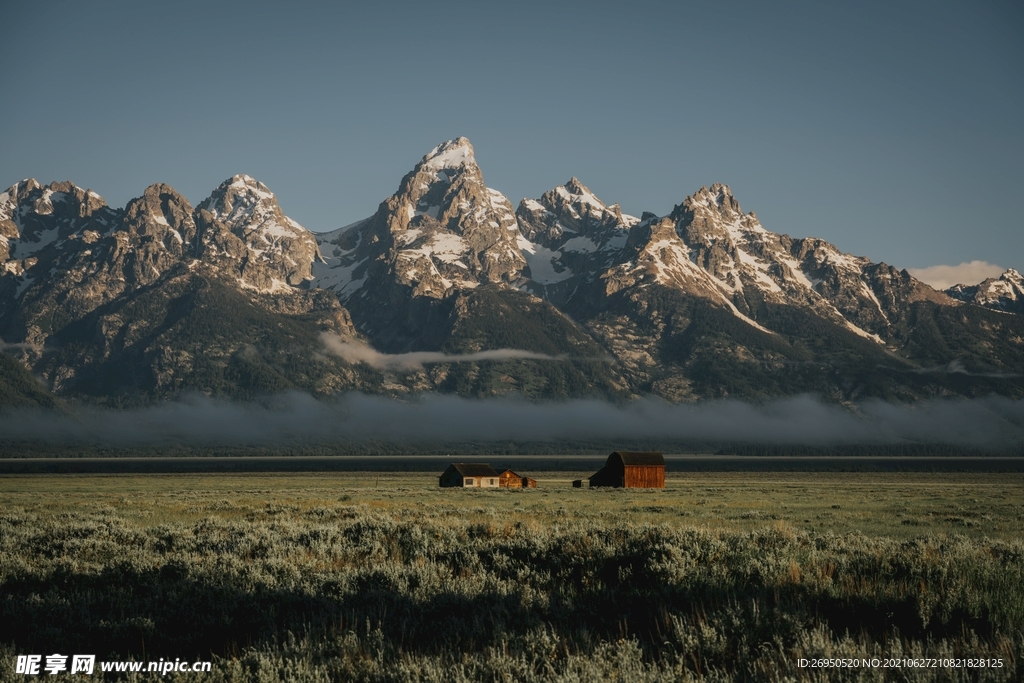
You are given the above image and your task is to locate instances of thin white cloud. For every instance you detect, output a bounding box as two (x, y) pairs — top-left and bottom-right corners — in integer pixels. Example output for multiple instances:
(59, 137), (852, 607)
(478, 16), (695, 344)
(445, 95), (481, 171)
(0, 338), (42, 352)
(910, 359), (1020, 378)
(907, 261), (1006, 290)
(319, 333), (567, 370)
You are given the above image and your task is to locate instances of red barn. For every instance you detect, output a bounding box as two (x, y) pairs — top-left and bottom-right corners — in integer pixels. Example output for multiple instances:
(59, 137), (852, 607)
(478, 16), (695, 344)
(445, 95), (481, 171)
(498, 469), (537, 488)
(588, 451), (665, 488)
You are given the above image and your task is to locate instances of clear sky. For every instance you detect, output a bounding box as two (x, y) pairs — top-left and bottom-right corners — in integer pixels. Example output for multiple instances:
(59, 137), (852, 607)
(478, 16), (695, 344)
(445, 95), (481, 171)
(2, 0), (1021, 280)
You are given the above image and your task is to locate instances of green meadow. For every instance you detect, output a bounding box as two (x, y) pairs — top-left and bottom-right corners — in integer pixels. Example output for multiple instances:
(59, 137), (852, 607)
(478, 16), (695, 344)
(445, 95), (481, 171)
(1, 472), (1021, 681)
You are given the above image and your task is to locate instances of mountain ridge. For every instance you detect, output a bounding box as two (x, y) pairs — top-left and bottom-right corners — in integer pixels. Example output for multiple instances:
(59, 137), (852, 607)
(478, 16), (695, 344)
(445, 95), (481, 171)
(2, 138), (1022, 405)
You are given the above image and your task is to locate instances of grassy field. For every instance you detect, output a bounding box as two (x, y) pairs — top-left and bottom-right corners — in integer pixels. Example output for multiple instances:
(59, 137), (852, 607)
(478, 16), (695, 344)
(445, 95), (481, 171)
(1, 472), (1022, 681)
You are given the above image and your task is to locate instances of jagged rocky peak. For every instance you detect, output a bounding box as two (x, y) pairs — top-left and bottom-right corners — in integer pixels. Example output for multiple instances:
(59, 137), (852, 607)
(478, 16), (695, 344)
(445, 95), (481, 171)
(195, 175), (321, 290)
(550, 176), (611, 217)
(402, 138), (518, 234)
(1, 181), (193, 351)
(661, 184), (783, 296)
(688, 182), (743, 214)
(123, 184), (197, 254)
(946, 268), (1024, 313)
(671, 183), (762, 247)
(607, 215), (708, 293)
(408, 138), (524, 286)
(198, 175), (307, 242)
(517, 177), (637, 252)
(633, 183), (898, 342)
(1, 179), (114, 239)
(391, 137), (490, 234)
(201, 175), (281, 223)
(342, 137), (525, 299)
(0, 179), (119, 267)
(2, 178), (108, 218)
(512, 178), (639, 298)
(96, 184), (202, 289)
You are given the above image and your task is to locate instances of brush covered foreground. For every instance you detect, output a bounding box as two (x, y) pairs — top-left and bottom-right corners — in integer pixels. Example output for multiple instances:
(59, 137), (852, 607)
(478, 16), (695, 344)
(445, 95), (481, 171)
(0, 472), (1021, 681)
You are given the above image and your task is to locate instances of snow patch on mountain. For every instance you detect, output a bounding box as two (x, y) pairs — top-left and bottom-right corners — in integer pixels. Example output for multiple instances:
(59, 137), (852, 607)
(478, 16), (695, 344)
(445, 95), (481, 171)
(406, 233), (470, 266)
(517, 234), (572, 284)
(311, 256), (367, 297)
(312, 219), (371, 298)
(11, 223), (62, 258)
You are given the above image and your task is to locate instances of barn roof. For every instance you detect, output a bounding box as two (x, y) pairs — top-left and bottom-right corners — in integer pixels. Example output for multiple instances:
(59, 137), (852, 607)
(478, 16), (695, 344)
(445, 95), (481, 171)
(448, 463), (499, 477)
(611, 451), (665, 466)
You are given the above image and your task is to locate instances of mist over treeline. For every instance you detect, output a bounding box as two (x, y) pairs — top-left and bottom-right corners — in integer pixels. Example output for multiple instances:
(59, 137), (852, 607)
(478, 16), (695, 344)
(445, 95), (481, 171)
(2, 441), (1021, 462)
(1, 392), (1023, 454)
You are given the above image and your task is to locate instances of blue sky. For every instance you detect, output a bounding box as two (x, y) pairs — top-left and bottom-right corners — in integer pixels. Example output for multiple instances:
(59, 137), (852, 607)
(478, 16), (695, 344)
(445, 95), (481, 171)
(2, 0), (1021, 283)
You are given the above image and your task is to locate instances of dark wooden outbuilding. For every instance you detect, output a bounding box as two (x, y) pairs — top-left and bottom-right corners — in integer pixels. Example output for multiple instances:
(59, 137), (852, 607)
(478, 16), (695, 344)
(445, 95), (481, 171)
(588, 451), (665, 488)
(439, 463), (500, 488)
(498, 469), (537, 488)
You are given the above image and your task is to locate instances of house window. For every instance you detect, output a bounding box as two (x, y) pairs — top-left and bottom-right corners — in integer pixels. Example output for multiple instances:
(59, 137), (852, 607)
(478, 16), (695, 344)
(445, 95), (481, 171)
(489, 478), (496, 485)
(465, 478), (474, 486)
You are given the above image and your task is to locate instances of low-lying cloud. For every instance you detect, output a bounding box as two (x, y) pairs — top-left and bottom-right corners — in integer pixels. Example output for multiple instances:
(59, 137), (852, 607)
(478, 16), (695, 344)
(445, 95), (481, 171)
(0, 338), (42, 352)
(1, 392), (1023, 448)
(320, 333), (568, 369)
(910, 359), (1021, 378)
(907, 261), (1006, 290)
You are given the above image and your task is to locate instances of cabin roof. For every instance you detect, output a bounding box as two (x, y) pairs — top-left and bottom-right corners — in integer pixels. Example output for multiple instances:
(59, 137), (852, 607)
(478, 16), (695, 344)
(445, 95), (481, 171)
(448, 463), (499, 477)
(611, 451), (665, 466)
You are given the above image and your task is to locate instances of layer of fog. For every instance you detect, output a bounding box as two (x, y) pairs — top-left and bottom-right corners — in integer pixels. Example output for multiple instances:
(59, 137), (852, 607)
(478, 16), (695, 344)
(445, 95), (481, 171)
(1, 392), (1023, 448)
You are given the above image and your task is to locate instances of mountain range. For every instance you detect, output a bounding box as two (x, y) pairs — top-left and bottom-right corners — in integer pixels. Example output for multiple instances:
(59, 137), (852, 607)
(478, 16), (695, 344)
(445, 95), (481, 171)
(2, 138), (1022, 407)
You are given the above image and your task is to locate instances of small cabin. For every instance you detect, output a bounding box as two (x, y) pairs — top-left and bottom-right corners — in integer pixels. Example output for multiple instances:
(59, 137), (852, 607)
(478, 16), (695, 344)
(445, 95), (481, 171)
(498, 469), (537, 488)
(439, 463), (500, 488)
(588, 451), (665, 488)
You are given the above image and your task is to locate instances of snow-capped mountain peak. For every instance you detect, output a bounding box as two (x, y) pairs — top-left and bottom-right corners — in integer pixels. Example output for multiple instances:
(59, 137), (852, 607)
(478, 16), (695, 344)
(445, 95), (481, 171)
(515, 179), (638, 296)
(199, 175), (289, 227)
(946, 268), (1024, 314)
(312, 137), (525, 304)
(0, 180), (118, 270)
(420, 137), (477, 172)
(192, 176), (321, 292)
